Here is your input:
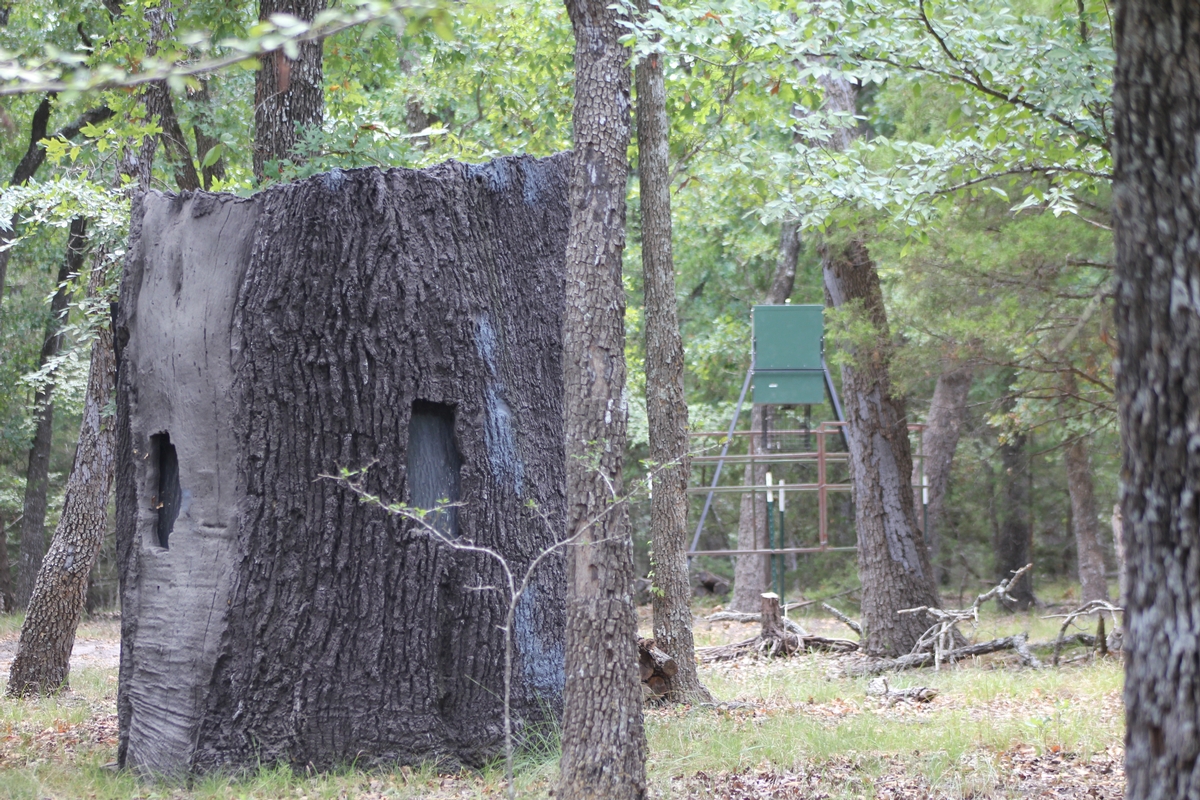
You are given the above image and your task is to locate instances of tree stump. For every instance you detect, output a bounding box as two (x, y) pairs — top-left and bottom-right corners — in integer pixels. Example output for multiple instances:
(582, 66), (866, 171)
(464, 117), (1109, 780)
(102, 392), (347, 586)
(115, 155), (571, 774)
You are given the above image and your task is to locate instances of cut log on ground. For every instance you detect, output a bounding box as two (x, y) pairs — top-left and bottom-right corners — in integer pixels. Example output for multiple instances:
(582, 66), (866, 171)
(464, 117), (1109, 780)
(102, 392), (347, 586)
(638, 638), (678, 702)
(698, 593), (859, 662)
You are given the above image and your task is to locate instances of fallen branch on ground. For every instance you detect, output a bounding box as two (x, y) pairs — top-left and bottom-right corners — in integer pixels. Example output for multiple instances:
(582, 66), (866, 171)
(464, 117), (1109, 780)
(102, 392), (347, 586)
(1043, 600), (1123, 666)
(866, 676), (938, 704)
(899, 563), (1033, 670)
(848, 633), (1040, 675)
(706, 610), (810, 636)
(821, 602), (862, 635)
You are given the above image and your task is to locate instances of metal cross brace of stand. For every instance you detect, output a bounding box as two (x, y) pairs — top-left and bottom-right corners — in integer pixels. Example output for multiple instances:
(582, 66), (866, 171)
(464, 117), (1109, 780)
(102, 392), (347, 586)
(688, 356), (846, 557)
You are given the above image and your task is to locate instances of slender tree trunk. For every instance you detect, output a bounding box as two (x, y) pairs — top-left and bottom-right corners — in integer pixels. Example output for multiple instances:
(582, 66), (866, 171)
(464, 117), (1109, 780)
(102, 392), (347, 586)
(16, 217), (86, 608)
(634, 0), (709, 704)
(1063, 436), (1109, 603)
(994, 433), (1035, 609)
(1111, 503), (1127, 610)
(1113, 5), (1200, 796)
(0, 515), (10, 611)
(191, 82), (227, 190)
(731, 404), (769, 612)
(557, 0), (645, 797)
(911, 360), (972, 584)
(8, 254), (116, 696)
(0, 101), (110, 305)
(254, 0), (327, 181)
(823, 239), (942, 656)
(731, 225), (799, 611)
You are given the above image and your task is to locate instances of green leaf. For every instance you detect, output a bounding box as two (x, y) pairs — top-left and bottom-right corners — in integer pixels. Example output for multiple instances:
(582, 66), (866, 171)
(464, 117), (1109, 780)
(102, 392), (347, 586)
(201, 143), (225, 169)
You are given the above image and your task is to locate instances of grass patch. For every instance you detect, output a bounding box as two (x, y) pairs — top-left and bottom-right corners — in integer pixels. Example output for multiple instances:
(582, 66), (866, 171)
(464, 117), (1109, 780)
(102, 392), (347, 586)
(0, 608), (1123, 799)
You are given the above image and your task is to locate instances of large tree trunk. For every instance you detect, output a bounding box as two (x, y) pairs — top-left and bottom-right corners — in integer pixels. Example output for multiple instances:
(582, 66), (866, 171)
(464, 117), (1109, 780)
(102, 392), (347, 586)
(911, 360), (972, 583)
(253, 0), (327, 181)
(7, 254), (117, 696)
(994, 433), (1035, 609)
(634, 1), (708, 704)
(731, 226), (799, 611)
(557, 0), (645, 798)
(116, 157), (571, 774)
(16, 217), (87, 608)
(822, 239), (941, 657)
(1112, 5), (1200, 796)
(814, 61), (938, 657)
(1063, 436), (1108, 604)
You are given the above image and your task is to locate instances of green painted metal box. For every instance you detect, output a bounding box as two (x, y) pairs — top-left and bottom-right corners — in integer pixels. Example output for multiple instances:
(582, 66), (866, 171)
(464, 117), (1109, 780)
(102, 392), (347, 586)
(752, 304), (825, 404)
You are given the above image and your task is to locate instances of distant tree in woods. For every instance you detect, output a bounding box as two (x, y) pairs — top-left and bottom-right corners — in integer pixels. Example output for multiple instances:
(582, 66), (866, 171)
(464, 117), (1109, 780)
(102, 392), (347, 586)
(635, 0), (710, 704)
(254, 0), (327, 182)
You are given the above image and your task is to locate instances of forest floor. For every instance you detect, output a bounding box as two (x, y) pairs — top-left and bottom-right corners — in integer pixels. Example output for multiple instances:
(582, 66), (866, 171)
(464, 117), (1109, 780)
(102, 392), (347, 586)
(0, 600), (1123, 799)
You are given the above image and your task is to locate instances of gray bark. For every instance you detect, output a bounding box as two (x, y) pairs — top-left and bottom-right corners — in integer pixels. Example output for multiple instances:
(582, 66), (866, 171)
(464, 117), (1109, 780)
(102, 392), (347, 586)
(1112, 4), (1200, 796)
(634, 0), (709, 705)
(557, 0), (645, 796)
(911, 361), (972, 582)
(1063, 436), (1109, 604)
(16, 217), (87, 608)
(116, 157), (571, 774)
(823, 239), (942, 656)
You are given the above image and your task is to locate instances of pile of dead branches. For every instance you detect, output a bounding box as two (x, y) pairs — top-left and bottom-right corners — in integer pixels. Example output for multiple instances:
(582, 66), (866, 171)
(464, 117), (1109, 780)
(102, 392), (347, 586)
(850, 564), (1044, 675)
(697, 593), (859, 662)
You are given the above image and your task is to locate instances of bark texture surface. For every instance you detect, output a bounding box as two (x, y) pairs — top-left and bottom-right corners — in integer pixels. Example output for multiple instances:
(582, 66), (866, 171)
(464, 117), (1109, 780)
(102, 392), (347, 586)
(557, 0), (646, 797)
(7, 256), (116, 696)
(253, 0), (326, 181)
(17, 217), (86, 608)
(911, 361), (972, 582)
(1063, 436), (1109, 604)
(116, 155), (571, 775)
(635, 7), (708, 704)
(822, 240), (941, 657)
(1111, 4), (1200, 797)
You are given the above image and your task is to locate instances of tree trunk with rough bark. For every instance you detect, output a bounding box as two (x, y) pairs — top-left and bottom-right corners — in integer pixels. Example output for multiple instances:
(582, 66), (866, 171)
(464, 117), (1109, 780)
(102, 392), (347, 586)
(810, 67), (939, 654)
(254, 0), (326, 181)
(911, 360), (972, 583)
(116, 156), (571, 774)
(1063, 436), (1109, 604)
(634, 1), (708, 705)
(822, 239), (941, 657)
(731, 226), (799, 612)
(1112, 5), (1200, 795)
(994, 433), (1035, 609)
(8, 256), (116, 696)
(557, 0), (645, 797)
(16, 217), (87, 608)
